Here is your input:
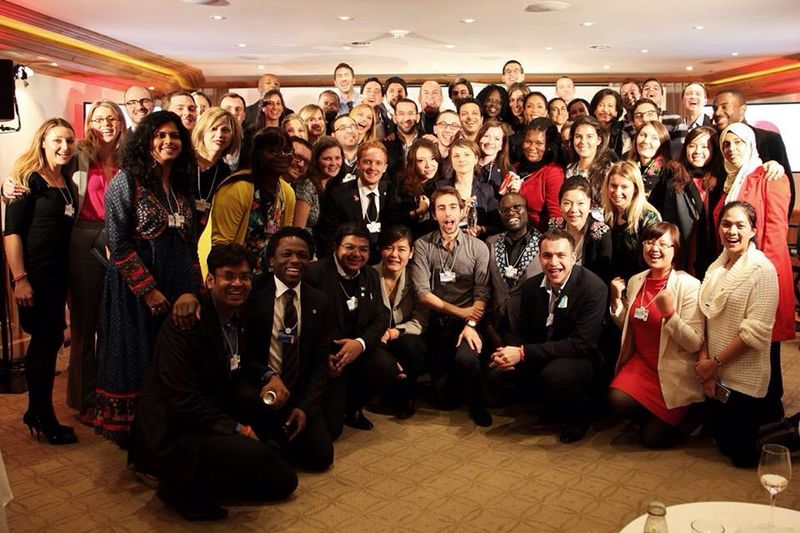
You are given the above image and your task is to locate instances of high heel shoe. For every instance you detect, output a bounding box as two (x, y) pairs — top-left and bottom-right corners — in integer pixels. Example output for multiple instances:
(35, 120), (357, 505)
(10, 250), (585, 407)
(23, 413), (78, 445)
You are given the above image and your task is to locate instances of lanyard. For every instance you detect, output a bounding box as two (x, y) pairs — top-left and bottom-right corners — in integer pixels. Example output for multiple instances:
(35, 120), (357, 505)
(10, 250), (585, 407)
(197, 162), (220, 202)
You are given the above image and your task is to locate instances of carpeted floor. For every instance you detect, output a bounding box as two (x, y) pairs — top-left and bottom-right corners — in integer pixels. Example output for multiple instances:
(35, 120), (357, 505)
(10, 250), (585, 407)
(1, 341), (798, 533)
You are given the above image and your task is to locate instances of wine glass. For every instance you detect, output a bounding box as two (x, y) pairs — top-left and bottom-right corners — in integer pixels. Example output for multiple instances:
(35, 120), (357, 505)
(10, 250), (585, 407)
(757, 443), (792, 527)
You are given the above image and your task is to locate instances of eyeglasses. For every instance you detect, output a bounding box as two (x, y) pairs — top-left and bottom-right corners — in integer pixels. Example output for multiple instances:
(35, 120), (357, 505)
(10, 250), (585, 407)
(340, 243), (370, 254)
(216, 271), (253, 282)
(435, 123), (460, 131)
(334, 124), (357, 132)
(267, 148), (295, 157)
(125, 98), (153, 107)
(642, 239), (674, 249)
(499, 204), (526, 215)
(633, 110), (659, 119)
(90, 117), (120, 125)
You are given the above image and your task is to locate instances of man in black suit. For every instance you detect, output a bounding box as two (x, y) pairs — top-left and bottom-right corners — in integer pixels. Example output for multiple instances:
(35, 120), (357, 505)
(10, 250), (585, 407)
(316, 141), (390, 262)
(244, 73), (280, 128)
(305, 223), (395, 439)
(382, 98), (420, 180)
(486, 229), (608, 443)
(129, 244), (297, 521)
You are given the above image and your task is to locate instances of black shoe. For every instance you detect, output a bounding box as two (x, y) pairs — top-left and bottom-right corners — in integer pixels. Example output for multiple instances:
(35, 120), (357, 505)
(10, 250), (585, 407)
(23, 412), (78, 446)
(345, 409), (374, 430)
(395, 397), (416, 420)
(157, 486), (228, 521)
(469, 406), (493, 427)
(559, 421), (590, 444)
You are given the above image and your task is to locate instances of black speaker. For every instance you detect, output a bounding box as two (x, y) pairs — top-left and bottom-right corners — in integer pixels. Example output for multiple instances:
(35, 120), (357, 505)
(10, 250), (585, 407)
(0, 59), (16, 121)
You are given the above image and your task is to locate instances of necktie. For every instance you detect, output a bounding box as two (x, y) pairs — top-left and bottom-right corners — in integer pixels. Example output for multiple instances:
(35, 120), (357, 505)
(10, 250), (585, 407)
(366, 191), (378, 222)
(281, 289), (299, 389)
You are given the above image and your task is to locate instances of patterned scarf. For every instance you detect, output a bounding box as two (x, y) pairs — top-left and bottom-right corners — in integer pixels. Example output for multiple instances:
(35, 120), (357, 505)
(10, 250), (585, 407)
(494, 232), (540, 288)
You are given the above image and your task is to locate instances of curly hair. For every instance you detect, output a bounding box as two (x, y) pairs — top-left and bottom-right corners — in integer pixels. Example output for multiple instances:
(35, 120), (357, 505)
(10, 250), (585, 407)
(119, 110), (195, 197)
(475, 84), (510, 122)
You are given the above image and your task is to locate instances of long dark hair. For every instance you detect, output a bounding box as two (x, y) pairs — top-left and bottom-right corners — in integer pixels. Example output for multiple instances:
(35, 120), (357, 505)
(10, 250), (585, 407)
(120, 110), (195, 197)
(668, 126), (722, 193)
(521, 117), (559, 166)
(402, 138), (441, 196)
(475, 84), (510, 122)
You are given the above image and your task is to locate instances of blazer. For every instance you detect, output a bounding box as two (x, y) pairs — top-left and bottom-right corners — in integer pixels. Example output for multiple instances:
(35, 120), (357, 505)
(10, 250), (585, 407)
(130, 294), (266, 483)
(315, 178), (388, 259)
(611, 269), (705, 409)
(305, 256), (389, 352)
(517, 265), (608, 364)
(247, 276), (332, 417)
(372, 262), (429, 336)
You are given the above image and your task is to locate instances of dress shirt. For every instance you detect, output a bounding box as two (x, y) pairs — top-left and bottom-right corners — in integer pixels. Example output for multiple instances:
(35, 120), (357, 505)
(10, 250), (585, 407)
(358, 179), (381, 220)
(332, 255), (367, 351)
(269, 276), (303, 373)
(337, 92), (361, 115)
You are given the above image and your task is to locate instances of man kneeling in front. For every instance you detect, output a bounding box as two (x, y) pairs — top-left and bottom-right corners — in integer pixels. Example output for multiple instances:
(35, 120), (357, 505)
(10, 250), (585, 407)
(486, 229), (608, 443)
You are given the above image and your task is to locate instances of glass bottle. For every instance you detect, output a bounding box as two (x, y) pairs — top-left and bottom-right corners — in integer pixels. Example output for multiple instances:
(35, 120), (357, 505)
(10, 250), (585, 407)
(643, 501), (668, 533)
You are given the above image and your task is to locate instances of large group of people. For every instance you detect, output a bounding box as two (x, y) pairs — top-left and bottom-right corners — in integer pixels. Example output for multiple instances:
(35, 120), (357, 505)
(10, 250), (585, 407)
(3, 60), (798, 521)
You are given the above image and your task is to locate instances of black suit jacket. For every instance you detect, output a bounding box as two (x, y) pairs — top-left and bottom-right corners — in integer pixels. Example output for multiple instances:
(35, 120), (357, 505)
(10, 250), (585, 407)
(130, 294), (266, 483)
(315, 179), (389, 259)
(305, 256), (389, 352)
(382, 136), (411, 183)
(517, 265), (608, 364)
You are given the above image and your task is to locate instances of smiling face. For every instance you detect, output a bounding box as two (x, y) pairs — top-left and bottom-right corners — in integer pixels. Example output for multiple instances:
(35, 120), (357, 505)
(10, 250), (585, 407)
(458, 103), (482, 136)
(594, 94), (618, 125)
(385, 82), (406, 108)
(450, 145), (478, 175)
(352, 107), (374, 136)
(358, 147), (387, 187)
(524, 94), (547, 123)
(414, 146), (439, 180)
(123, 86), (154, 125)
(568, 100), (589, 121)
(686, 132), (711, 169)
(270, 236), (311, 287)
(620, 82), (641, 111)
(450, 83), (471, 104)
(607, 173), (635, 211)
(482, 89), (503, 119)
(509, 89), (525, 120)
(318, 146), (343, 178)
(712, 92), (746, 131)
(499, 194), (528, 232)
(220, 96), (246, 125)
(381, 237), (413, 274)
(287, 140), (311, 182)
(522, 129), (547, 163)
(393, 101), (419, 136)
(555, 77), (575, 102)
(169, 94), (197, 130)
(682, 83), (706, 118)
(336, 235), (370, 276)
(635, 123), (661, 164)
(304, 109), (326, 137)
(721, 131), (747, 169)
(434, 113), (460, 147)
(362, 81), (383, 107)
(203, 117), (233, 159)
(89, 105), (122, 146)
(560, 188), (591, 232)
(479, 126), (504, 159)
(419, 81), (443, 113)
(642, 231), (675, 271)
(262, 95), (284, 122)
(539, 237), (576, 288)
(334, 66), (354, 95)
(719, 206), (755, 257)
(42, 125), (76, 167)
(206, 260), (252, 311)
(632, 102), (659, 131)
(502, 62), (524, 85)
(641, 80), (663, 107)
(150, 121), (182, 165)
(433, 192), (462, 237)
(572, 124), (600, 161)
(333, 116), (359, 148)
(548, 99), (568, 126)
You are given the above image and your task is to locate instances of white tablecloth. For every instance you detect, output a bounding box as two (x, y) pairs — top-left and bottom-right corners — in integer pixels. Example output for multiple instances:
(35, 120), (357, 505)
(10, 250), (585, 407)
(620, 501), (800, 533)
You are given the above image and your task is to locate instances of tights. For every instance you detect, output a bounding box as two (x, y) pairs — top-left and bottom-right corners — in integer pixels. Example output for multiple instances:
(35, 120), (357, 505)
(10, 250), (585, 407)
(609, 388), (680, 449)
(25, 331), (65, 420)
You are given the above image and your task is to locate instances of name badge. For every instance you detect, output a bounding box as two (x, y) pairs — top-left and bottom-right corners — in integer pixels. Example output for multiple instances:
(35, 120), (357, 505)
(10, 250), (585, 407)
(503, 265), (518, 278)
(168, 213), (185, 228)
(634, 306), (649, 321)
(277, 332), (296, 344)
(346, 296), (358, 311)
(230, 353), (240, 371)
(194, 199), (210, 212)
(64, 204), (75, 217)
(558, 295), (568, 309)
(367, 221), (381, 234)
(439, 270), (456, 283)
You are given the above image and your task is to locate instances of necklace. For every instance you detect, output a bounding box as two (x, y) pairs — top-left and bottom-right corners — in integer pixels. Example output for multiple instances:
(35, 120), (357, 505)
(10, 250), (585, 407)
(633, 270), (670, 321)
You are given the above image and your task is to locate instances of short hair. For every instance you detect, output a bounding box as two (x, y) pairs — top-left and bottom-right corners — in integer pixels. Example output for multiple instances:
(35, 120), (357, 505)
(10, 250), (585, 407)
(642, 78), (662, 90)
(356, 139), (388, 161)
(191, 90), (211, 107)
(207, 243), (255, 274)
(508, 82), (531, 98)
(556, 76), (573, 84)
(456, 97), (483, 116)
(334, 62), (354, 77)
(714, 88), (746, 106)
(500, 191), (526, 208)
(540, 228), (576, 251)
(361, 76), (383, 95)
(620, 79), (641, 91)
(589, 88), (624, 121)
(165, 90), (194, 109)
(394, 98), (418, 113)
(318, 89), (338, 101)
(290, 136), (313, 152)
(334, 222), (371, 247)
(378, 224), (413, 250)
(333, 113), (356, 128)
(264, 226), (315, 260)
(719, 200), (757, 244)
(448, 77), (474, 100)
(641, 222), (682, 265)
(632, 97), (662, 115)
(547, 97), (567, 112)
(450, 138), (480, 159)
(218, 92), (246, 109)
(383, 76), (408, 94)
(682, 82), (707, 98)
(558, 177), (593, 202)
(502, 59), (523, 74)
(431, 186), (463, 208)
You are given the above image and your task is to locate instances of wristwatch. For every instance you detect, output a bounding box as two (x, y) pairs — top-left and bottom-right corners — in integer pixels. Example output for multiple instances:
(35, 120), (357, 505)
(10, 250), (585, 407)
(466, 320), (478, 328)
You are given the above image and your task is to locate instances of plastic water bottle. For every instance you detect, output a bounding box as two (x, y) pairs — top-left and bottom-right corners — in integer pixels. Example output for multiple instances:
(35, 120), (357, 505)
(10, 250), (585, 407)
(643, 501), (668, 533)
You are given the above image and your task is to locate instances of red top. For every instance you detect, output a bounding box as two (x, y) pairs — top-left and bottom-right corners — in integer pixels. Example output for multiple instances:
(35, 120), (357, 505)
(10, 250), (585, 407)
(79, 164), (115, 221)
(518, 163), (564, 231)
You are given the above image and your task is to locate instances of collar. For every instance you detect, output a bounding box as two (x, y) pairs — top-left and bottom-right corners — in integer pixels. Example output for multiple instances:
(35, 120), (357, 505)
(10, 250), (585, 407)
(503, 229), (530, 247)
(358, 178), (380, 193)
(434, 229), (461, 249)
(273, 275), (301, 299)
(540, 268), (574, 295)
(333, 255), (360, 280)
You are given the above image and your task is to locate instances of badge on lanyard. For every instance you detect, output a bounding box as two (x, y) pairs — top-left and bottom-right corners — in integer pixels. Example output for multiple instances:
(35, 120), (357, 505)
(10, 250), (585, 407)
(194, 199), (210, 212)
(230, 353), (240, 371)
(503, 265), (518, 278)
(346, 296), (358, 311)
(558, 295), (568, 309)
(634, 307), (649, 321)
(168, 213), (185, 228)
(439, 270), (456, 283)
(366, 221), (381, 234)
(64, 204), (75, 217)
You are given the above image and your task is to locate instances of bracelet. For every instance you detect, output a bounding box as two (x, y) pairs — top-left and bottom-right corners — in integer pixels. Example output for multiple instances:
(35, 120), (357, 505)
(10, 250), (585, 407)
(713, 355), (722, 366)
(13, 272), (27, 282)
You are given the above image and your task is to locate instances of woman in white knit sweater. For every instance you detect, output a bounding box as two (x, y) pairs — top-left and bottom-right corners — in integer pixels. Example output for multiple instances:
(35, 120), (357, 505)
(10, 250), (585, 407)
(696, 200), (782, 467)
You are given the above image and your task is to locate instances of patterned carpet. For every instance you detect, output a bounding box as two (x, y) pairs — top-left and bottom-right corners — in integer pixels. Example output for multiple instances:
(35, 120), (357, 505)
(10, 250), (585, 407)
(1, 341), (798, 533)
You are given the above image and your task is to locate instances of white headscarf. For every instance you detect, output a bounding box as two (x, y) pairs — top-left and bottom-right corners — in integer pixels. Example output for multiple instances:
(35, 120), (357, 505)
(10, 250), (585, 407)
(720, 122), (762, 203)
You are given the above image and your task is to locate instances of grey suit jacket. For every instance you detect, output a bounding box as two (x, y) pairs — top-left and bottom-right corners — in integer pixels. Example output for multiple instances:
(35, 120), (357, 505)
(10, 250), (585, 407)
(372, 262), (428, 336)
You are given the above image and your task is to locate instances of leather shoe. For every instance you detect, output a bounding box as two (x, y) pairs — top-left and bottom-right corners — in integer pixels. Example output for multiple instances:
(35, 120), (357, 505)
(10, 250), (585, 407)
(157, 485), (228, 521)
(469, 406), (493, 427)
(559, 422), (590, 444)
(345, 409), (374, 430)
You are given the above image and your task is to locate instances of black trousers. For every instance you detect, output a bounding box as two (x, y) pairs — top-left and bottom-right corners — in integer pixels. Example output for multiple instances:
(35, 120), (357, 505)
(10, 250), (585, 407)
(426, 317), (485, 410)
(486, 356), (595, 425)
(323, 345), (395, 440)
(385, 334), (427, 402)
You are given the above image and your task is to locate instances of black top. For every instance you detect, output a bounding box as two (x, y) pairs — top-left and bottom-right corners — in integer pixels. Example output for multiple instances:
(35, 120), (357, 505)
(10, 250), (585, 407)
(4, 172), (77, 275)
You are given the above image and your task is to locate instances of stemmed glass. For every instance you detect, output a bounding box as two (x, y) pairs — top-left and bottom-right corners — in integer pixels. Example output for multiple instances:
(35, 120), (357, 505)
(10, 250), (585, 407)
(757, 444), (792, 527)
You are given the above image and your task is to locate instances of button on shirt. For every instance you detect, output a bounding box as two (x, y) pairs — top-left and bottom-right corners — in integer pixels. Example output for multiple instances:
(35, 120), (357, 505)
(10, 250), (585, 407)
(269, 276), (302, 373)
(540, 269), (573, 325)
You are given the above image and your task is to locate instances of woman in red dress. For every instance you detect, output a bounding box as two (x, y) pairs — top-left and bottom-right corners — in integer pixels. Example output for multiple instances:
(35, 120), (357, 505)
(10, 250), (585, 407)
(609, 222), (704, 447)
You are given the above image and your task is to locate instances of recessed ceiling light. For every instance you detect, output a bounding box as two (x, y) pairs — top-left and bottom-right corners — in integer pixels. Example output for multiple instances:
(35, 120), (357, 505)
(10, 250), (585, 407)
(693, 25), (704, 30)
(337, 15), (353, 21)
(581, 21), (594, 26)
(444, 44), (456, 49)
(210, 15), (225, 21)
(237, 43), (247, 48)
(257, 65), (265, 70)
(640, 49), (649, 53)
(544, 46), (554, 51)
(731, 52), (739, 56)
(389, 29), (410, 39)
(460, 18), (477, 24)
(685, 65), (694, 71)
(148, 86), (155, 91)
(341, 45), (352, 50)
(525, 1), (571, 12)
(603, 65), (611, 70)
(49, 62), (58, 67)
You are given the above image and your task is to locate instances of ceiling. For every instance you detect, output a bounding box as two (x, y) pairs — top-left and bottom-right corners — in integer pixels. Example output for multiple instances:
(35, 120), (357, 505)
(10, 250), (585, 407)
(3, 0), (800, 86)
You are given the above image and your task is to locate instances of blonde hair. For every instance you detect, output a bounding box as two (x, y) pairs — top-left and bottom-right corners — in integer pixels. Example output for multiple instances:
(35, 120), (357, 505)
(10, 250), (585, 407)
(80, 100), (126, 166)
(11, 118), (75, 189)
(281, 113), (309, 140)
(191, 107), (242, 162)
(349, 103), (377, 142)
(602, 160), (657, 233)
